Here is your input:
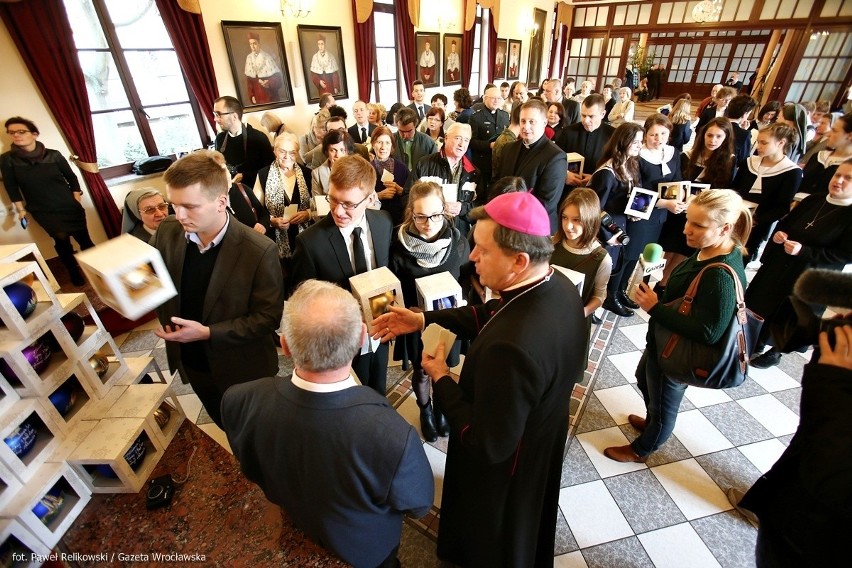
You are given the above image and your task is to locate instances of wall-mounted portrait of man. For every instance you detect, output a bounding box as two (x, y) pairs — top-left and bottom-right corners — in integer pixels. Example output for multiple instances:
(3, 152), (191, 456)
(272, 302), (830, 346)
(222, 21), (294, 111)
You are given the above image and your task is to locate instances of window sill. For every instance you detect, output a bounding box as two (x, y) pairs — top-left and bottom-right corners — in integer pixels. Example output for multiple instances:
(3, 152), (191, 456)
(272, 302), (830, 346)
(105, 171), (164, 188)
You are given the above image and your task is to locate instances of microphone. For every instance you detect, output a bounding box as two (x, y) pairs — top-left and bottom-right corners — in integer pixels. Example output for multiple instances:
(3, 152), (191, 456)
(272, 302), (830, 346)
(794, 269), (852, 309)
(625, 243), (666, 303)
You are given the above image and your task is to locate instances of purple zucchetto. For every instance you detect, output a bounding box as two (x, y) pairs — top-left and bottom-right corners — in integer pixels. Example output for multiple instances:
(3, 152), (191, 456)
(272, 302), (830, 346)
(483, 191), (551, 237)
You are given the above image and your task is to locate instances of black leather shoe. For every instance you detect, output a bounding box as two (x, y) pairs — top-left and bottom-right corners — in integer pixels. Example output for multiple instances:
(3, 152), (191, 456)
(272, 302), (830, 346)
(419, 404), (438, 443)
(433, 403), (450, 437)
(750, 349), (781, 369)
(603, 295), (634, 317)
(619, 290), (640, 310)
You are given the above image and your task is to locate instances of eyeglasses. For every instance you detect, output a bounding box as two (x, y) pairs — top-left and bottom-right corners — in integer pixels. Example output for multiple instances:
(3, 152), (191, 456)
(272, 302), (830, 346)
(326, 193), (370, 211)
(213, 111), (235, 118)
(140, 203), (170, 215)
(412, 212), (445, 224)
(6, 130), (31, 136)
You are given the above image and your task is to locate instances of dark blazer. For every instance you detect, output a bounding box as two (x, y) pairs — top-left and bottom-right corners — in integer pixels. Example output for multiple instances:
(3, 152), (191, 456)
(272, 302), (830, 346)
(392, 131), (438, 171)
(289, 209), (393, 293)
(495, 136), (568, 233)
(561, 98), (581, 125)
(348, 123), (376, 144)
(555, 123), (615, 176)
(407, 102), (431, 119)
(151, 216), (284, 390)
(468, 107), (510, 183)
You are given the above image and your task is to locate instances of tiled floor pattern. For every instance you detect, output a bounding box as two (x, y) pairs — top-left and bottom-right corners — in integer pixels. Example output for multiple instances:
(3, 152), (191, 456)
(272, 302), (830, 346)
(116, 290), (806, 567)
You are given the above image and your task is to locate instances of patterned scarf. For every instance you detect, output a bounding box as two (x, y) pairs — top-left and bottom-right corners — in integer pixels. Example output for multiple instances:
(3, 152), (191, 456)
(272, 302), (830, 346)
(265, 164), (311, 258)
(397, 221), (453, 268)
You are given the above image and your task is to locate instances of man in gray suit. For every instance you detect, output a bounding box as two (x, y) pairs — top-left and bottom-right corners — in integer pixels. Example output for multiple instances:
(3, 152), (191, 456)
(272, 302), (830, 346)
(152, 150), (284, 427)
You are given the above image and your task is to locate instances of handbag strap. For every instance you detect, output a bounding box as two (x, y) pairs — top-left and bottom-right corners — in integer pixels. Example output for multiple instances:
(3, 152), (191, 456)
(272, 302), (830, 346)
(675, 262), (745, 317)
(661, 261), (750, 362)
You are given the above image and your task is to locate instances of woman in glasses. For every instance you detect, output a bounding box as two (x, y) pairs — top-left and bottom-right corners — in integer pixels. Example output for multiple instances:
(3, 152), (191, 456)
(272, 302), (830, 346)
(1, 116), (95, 286)
(121, 188), (170, 241)
(391, 181), (469, 442)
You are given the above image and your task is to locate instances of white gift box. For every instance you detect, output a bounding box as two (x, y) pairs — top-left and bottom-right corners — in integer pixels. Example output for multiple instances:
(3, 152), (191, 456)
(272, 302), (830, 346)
(4, 462), (91, 548)
(68, 417), (165, 494)
(349, 267), (404, 333)
(75, 234), (177, 321)
(415, 271), (463, 311)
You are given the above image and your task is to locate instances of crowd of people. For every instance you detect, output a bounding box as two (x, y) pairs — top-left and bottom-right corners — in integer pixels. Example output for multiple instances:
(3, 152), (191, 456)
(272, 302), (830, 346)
(4, 68), (852, 567)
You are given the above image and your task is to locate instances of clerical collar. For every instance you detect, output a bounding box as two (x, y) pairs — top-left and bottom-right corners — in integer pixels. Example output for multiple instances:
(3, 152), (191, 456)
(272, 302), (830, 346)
(500, 268), (550, 301)
(827, 194), (852, 206)
(291, 369), (358, 392)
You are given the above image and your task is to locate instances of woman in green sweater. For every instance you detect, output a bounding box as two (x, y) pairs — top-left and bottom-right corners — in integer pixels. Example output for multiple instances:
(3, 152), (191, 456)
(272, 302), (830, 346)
(605, 189), (752, 462)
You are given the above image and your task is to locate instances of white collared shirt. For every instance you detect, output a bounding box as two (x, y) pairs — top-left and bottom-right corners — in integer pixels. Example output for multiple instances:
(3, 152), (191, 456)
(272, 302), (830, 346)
(186, 214), (230, 253)
(337, 213), (376, 273)
(228, 124), (244, 138)
(291, 369), (358, 392)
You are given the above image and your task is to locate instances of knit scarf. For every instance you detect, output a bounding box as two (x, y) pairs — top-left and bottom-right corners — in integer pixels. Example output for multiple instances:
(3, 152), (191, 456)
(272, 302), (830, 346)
(265, 163), (311, 258)
(11, 141), (46, 164)
(397, 222), (453, 268)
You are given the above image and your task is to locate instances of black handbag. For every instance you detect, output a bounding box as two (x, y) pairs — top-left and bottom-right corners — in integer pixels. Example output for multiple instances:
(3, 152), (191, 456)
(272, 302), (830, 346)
(655, 262), (763, 389)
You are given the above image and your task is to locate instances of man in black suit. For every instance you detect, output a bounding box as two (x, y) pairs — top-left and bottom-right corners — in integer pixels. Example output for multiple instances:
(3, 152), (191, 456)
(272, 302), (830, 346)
(347, 100), (375, 144)
(544, 79), (580, 125)
(494, 99), (568, 233)
(289, 155), (394, 395)
(406, 80), (431, 121)
(213, 96), (274, 190)
(467, 86), (509, 185)
(152, 150), (284, 427)
(556, 94), (615, 195)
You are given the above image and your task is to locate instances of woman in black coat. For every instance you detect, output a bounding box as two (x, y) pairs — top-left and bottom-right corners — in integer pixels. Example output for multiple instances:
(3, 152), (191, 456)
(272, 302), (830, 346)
(0, 117), (94, 285)
(391, 181), (469, 442)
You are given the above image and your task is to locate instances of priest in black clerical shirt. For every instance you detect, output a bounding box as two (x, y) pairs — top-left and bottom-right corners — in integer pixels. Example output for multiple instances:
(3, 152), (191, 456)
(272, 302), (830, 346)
(556, 93), (615, 200)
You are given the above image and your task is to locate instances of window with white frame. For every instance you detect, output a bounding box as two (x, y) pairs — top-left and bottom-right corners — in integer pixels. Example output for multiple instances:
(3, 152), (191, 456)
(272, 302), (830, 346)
(62, 0), (206, 175)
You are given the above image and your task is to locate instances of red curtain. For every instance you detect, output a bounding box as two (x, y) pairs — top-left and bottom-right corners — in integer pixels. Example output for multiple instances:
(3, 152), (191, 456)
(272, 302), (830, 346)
(557, 27), (569, 81)
(155, 0), (218, 131)
(0, 0), (122, 238)
(461, 26), (475, 90)
(486, 11), (497, 84)
(548, 23), (566, 80)
(394, 0), (416, 97)
(352, 0), (375, 101)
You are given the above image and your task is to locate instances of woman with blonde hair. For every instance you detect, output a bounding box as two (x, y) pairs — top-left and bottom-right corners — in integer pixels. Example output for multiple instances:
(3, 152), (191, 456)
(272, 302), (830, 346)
(668, 96), (693, 154)
(391, 181), (469, 442)
(605, 188), (752, 462)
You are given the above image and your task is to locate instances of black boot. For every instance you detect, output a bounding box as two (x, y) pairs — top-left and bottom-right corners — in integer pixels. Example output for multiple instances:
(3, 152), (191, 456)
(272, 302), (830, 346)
(619, 290), (640, 310)
(419, 403), (438, 443)
(603, 294), (634, 317)
(433, 401), (450, 437)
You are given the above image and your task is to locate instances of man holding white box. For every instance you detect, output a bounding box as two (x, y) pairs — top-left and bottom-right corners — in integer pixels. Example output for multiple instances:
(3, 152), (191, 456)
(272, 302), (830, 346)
(152, 151), (284, 428)
(290, 155), (394, 394)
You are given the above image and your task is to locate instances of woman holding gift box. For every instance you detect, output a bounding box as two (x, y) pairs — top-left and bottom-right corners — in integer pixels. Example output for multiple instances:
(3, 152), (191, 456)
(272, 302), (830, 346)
(391, 181), (469, 442)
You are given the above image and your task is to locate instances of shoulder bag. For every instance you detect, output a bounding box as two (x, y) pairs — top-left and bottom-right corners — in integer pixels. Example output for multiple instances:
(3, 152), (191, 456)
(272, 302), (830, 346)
(655, 262), (763, 389)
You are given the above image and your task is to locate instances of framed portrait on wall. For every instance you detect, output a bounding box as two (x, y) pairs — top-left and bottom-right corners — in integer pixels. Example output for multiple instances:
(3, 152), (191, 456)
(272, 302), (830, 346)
(297, 25), (349, 104)
(415, 32), (440, 88)
(494, 38), (508, 80)
(443, 33), (462, 86)
(221, 21), (294, 111)
(526, 9), (547, 89)
(507, 39), (521, 81)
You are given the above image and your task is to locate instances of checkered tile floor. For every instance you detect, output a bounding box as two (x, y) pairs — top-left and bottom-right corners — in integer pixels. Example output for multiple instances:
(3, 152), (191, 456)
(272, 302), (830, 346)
(117, 268), (804, 567)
